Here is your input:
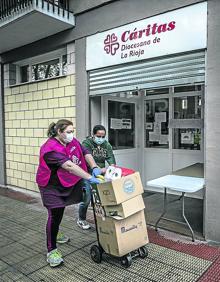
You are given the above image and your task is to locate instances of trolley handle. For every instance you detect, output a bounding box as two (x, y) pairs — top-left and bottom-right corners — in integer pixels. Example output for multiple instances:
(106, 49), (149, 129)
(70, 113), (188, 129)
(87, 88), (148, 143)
(90, 184), (106, 247)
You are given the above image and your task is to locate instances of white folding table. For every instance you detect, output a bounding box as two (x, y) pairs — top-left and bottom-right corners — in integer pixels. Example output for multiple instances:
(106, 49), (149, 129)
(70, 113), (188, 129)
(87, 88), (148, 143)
(147, 164), (204, 241)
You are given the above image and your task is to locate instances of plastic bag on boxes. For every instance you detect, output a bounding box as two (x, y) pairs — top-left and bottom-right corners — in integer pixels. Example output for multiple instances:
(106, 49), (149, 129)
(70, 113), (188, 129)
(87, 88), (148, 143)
(104, 165), (135, 181)
(118, 166), (135, 176)
(104, 166), (122, 181)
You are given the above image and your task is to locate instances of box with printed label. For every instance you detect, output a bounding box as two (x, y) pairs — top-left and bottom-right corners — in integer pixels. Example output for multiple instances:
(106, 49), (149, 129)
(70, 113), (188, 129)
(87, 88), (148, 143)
(96, 210), (148, 257)
(96, 172), (144, 206)
(104, 195), (145, 219)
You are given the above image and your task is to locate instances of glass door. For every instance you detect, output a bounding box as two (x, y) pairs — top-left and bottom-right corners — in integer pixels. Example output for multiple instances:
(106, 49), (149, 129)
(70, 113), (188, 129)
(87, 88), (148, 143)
(143, 90), (172, 186)
(108, 100), (135, 150)
(102, 96), (140, 172)
(171, 85), (204, 173)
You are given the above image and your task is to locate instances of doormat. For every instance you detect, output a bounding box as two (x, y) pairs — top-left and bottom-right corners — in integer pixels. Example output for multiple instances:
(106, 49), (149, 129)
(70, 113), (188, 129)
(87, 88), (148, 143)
(148, 228), (220, 282)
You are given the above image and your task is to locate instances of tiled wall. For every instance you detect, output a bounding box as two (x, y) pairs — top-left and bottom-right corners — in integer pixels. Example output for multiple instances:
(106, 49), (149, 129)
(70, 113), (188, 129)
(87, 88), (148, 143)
(4, 75), (76, 192)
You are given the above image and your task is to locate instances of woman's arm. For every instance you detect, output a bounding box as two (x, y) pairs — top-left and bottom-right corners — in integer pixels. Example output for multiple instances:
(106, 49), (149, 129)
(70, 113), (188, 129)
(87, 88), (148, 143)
(84, 153), (99, 170)
(106, 143), (116, 165)
(61, 160), (92, 180)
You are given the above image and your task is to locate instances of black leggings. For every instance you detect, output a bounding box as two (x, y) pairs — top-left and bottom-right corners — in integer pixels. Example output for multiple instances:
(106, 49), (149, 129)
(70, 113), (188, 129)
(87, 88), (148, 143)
(46, 207), (65, 252)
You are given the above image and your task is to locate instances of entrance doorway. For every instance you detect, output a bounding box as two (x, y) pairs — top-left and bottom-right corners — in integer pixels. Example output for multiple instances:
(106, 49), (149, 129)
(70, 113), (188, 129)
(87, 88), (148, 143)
(90, 84), (204, 197)
(101, 95), (141, 172)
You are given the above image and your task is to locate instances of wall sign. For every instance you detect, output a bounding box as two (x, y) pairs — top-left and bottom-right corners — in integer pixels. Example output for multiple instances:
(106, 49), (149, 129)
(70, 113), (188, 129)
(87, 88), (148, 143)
(86, 2), (207, 70)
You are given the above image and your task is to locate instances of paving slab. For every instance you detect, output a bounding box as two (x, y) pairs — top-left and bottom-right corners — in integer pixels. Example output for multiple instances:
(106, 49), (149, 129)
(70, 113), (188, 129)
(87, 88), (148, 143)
(0, 191), (220, 282)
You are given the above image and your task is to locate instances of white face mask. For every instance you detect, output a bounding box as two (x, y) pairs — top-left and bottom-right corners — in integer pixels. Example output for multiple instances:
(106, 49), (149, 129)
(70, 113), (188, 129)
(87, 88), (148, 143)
(94, 136), (106, 145)
(63, 133), (74, 143)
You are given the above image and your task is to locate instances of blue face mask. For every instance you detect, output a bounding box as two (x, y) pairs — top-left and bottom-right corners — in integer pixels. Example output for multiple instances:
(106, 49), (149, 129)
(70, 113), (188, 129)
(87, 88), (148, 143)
(94, 136), (106, 145)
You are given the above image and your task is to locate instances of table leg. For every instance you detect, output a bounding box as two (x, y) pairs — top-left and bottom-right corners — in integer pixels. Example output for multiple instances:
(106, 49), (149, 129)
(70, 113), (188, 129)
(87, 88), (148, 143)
(155, 190), (195, 242)
(155, 187), (167, 231)
(181, 192), (195, 242)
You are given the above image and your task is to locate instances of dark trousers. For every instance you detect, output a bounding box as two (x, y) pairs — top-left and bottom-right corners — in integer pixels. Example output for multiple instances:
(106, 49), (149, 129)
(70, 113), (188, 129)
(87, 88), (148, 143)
(46, 207), (65, 252)
(78, 179), (92, 220)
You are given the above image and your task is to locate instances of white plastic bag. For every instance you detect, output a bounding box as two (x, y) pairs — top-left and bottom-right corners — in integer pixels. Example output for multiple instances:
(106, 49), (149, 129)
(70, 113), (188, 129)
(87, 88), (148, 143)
(104, 165), (122, 181)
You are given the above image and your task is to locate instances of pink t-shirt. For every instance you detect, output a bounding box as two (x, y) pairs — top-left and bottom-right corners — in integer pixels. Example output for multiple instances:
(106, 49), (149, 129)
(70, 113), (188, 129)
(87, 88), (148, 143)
(36, 137), (88, 188)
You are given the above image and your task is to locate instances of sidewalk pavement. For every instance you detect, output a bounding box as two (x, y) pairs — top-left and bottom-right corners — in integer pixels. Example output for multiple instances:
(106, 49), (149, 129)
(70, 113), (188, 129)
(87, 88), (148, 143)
(1, 187), (220, 282)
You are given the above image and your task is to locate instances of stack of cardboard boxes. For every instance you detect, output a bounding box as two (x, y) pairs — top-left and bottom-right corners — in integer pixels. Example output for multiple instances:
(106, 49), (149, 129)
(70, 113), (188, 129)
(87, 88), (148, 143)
(96, 172), (149, 257)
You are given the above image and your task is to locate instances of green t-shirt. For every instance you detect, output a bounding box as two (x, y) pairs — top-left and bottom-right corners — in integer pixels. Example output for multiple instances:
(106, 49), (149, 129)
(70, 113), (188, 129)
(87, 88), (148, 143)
(82, 137), (116, 168)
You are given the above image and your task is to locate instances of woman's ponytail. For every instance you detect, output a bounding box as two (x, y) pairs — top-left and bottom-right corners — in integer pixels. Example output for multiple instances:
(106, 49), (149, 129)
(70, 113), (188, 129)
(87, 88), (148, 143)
(47, 122), (57, 137)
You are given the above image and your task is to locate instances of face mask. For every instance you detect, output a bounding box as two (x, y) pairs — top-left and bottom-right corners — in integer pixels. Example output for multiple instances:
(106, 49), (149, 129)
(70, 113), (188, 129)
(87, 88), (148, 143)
(94, 136), (106, 145)
(63, 133), (74, 143)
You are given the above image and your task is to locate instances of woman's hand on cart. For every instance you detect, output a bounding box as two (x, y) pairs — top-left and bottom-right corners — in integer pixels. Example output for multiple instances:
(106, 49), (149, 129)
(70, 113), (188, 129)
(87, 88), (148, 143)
(92, 167), (102, 177)
(88, 176), (102, 185)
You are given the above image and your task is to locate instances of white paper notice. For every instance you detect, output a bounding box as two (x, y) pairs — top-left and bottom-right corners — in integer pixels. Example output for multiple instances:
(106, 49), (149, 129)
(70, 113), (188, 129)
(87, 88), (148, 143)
(121, 119), (132, 129)
(146, 122), (153, 130)
(149, 132), (160, 142)
(181, 132), (194, 144)
(155, 112), (166, 123)
(159, 135), (169, 144)
(110, 118), (122, 129)
(153, 122), (161, 134)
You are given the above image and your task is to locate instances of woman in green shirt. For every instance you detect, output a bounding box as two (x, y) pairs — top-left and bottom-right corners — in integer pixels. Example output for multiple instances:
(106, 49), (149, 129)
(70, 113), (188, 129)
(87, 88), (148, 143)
(82, 125), (116, 170)
(77, 125), (116, 230)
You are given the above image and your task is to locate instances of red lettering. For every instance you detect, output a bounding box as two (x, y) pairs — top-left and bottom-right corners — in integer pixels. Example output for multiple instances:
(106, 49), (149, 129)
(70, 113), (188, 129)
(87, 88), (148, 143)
(157, 24), (167, 33)
(145, 24), (151, 36)
(121, 30), (130, 42)
(138, 29), (145, 39)
(129, 28), (138, 40)
(151, 23), (158, 35)
(167, 21), (176, 31)
(120, 20), (176, 43)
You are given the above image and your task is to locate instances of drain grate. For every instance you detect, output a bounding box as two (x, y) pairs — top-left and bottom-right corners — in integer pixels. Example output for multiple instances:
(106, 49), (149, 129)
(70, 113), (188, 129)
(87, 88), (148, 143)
(150, 244), (212, 275)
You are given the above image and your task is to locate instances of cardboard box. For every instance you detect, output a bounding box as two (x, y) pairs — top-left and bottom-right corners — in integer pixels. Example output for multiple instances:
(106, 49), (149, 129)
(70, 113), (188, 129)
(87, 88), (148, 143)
(97, 210), (148, 257)
(104, 195), (145, 219)
(96, 172), (144, 206)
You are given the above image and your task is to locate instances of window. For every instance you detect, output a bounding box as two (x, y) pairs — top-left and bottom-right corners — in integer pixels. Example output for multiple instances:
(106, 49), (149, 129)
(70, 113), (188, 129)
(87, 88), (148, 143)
(174, 96), (202, 119)
(145, 88), (169, 95)
(20, 65), (29, 83)
(31, 59), (60, 81)
(144, 85), (203, 150)
(174, 85), (201, 93)
(14, 49), (67, 85)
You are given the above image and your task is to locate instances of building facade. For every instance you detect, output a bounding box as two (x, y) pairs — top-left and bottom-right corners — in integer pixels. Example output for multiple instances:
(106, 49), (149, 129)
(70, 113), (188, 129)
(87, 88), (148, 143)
(0, 0), (220, 242)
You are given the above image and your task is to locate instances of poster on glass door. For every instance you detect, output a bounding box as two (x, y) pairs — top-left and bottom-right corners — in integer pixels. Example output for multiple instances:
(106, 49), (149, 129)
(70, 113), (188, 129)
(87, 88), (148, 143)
(110, 118), (132, 129)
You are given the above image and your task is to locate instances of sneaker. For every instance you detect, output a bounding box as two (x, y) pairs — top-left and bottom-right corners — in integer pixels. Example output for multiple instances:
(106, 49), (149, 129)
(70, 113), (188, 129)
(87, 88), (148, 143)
(47, 249), (63, 267)
(77, 219), (91, 230)
(56, 231), (70, 244)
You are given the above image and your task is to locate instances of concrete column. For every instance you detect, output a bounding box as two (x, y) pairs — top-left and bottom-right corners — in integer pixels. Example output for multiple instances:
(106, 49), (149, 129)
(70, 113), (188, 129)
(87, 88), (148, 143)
(0, 63), (6, 186)
(75, 38), (89, 141)
(205, 0), (220, 242)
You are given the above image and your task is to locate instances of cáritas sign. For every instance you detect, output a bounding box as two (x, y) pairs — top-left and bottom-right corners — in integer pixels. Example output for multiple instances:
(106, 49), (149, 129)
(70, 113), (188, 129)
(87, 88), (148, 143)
(86, 2), (207, 70)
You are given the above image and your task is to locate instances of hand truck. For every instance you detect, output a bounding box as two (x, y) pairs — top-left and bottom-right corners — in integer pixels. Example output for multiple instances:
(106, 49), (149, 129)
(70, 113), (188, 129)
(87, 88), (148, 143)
(89, 185), (148, 268)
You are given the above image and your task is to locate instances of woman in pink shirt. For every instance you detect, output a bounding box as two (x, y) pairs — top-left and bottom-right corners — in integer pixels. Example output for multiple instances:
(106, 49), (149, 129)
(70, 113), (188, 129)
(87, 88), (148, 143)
(36, 119), (102, 267)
